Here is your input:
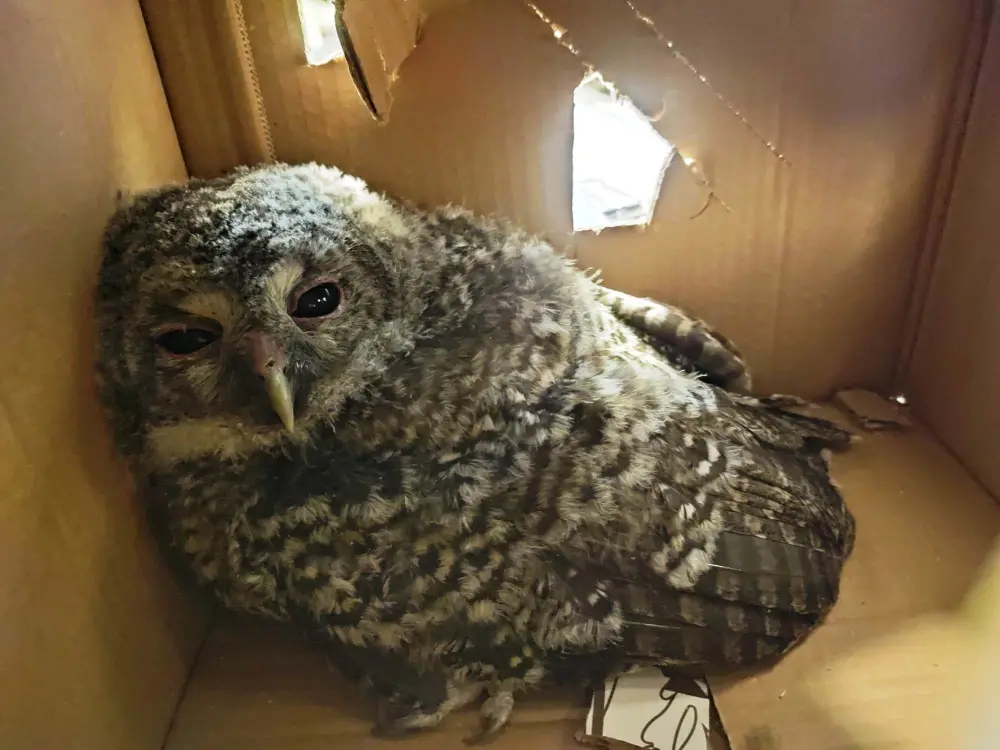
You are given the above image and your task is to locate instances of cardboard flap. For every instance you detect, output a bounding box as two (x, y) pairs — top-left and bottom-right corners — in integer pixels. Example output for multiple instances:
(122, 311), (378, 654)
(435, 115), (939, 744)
(337, 0), (423, 119)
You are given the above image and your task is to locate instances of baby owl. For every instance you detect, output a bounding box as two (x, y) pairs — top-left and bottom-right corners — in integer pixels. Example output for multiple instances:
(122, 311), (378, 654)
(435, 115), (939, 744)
(95, 163), (855, 742)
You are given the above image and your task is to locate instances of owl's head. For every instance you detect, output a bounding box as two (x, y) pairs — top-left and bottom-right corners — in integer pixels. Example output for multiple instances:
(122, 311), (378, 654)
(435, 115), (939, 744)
(95, 163), (428, 466)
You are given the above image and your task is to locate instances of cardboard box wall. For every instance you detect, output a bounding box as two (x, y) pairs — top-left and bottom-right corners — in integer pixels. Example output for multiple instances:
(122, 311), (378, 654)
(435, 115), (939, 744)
(0, 2), (207, 749)
(2, 0), (1000, 749)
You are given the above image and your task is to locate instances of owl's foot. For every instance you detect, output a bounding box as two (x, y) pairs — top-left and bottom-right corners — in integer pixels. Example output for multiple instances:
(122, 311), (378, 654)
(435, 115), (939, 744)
(370, 694), (433, 739)
(463, 689), (515, 746)
(370, 681), (484, 739)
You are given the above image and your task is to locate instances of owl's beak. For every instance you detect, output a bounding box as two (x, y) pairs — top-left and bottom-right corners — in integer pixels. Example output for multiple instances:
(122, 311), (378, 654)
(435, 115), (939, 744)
(246, 332), (295, 433)
(263, 368), (295, 433)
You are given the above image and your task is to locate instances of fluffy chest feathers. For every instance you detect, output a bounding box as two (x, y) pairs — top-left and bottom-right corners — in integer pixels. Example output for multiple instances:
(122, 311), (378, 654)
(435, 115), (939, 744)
(151, 335), (744, 640)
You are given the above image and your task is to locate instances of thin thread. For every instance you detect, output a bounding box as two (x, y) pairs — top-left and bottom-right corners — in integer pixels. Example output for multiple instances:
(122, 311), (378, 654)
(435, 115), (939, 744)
(624, 0), (790, 167)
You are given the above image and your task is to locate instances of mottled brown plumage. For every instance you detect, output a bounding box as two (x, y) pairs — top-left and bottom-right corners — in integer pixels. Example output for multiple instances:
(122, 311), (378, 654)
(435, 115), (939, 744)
(94, 163), (855, 741)
(591, 282), (752, 394)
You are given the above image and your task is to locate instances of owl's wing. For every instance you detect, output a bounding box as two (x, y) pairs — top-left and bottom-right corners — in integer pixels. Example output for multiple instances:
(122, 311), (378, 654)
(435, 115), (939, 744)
(546, 393), (854, 671)
(591, 283), (752, 393)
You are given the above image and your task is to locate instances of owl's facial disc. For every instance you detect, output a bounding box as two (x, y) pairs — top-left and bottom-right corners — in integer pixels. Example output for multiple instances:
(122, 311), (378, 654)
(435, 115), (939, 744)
(245, 331), (296, 432)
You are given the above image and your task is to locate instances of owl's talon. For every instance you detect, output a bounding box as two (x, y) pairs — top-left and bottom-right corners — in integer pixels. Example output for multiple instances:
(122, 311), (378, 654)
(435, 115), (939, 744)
(371, 691), (456, 739)
(371, 695), (426, 739)
(463, 690), (514, 746)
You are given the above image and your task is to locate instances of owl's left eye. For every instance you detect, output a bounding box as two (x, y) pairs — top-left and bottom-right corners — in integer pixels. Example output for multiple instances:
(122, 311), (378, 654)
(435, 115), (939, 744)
(154, 327), (219, 356)
(291, 281), (342, 320)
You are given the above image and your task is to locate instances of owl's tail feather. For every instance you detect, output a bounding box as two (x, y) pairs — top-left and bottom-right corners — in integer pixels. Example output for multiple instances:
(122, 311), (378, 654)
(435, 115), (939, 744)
(722, 392), (855, 456)
(716, 395), (857, 560)
(606, 401), (854, 669)
(582, 560), (824, 673)
(607, 520), (845, 669)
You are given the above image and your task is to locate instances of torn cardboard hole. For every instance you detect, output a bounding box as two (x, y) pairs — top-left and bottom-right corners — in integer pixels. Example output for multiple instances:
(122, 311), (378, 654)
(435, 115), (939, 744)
(526, 1), (727, 220)
(299, 0), (346, 66)
(572, 72), (674, 233)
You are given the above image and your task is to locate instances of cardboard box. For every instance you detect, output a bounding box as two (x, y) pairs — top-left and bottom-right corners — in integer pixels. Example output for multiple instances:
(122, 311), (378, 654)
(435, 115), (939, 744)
(2, 0), (998, 748)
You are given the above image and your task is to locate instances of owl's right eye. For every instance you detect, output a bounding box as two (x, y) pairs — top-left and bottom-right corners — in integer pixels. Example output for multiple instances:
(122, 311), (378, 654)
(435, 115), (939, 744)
(154, 327), (219, 356)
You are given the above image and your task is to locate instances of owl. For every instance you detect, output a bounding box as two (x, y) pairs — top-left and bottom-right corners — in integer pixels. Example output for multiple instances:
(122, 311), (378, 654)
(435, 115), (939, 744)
(94, 163), (855, 743)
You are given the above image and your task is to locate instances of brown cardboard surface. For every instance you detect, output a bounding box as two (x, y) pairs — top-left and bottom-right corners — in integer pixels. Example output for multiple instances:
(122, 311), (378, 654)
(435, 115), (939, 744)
(152, 0), (981, 398)
(0, 0), (207, 748)
(164, 618), (586, 750)
(893, 1), (993, 395)
(523, 0), (980, 400)
(808, 538), (1000, 750)
(161, 409), (1000, 750)
(907, 8), (1000, 499)
(812, 616), (977, 750)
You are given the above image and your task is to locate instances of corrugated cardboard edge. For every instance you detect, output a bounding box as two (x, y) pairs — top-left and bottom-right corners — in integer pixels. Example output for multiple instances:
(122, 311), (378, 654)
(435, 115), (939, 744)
(334, 3), (381, 117)
(141, 0), (276, 177)
(892, 0), (994, 392)
(337, 0), (424, 119)
(144, 0), (423, 166)
(224, 0), (277, 159)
